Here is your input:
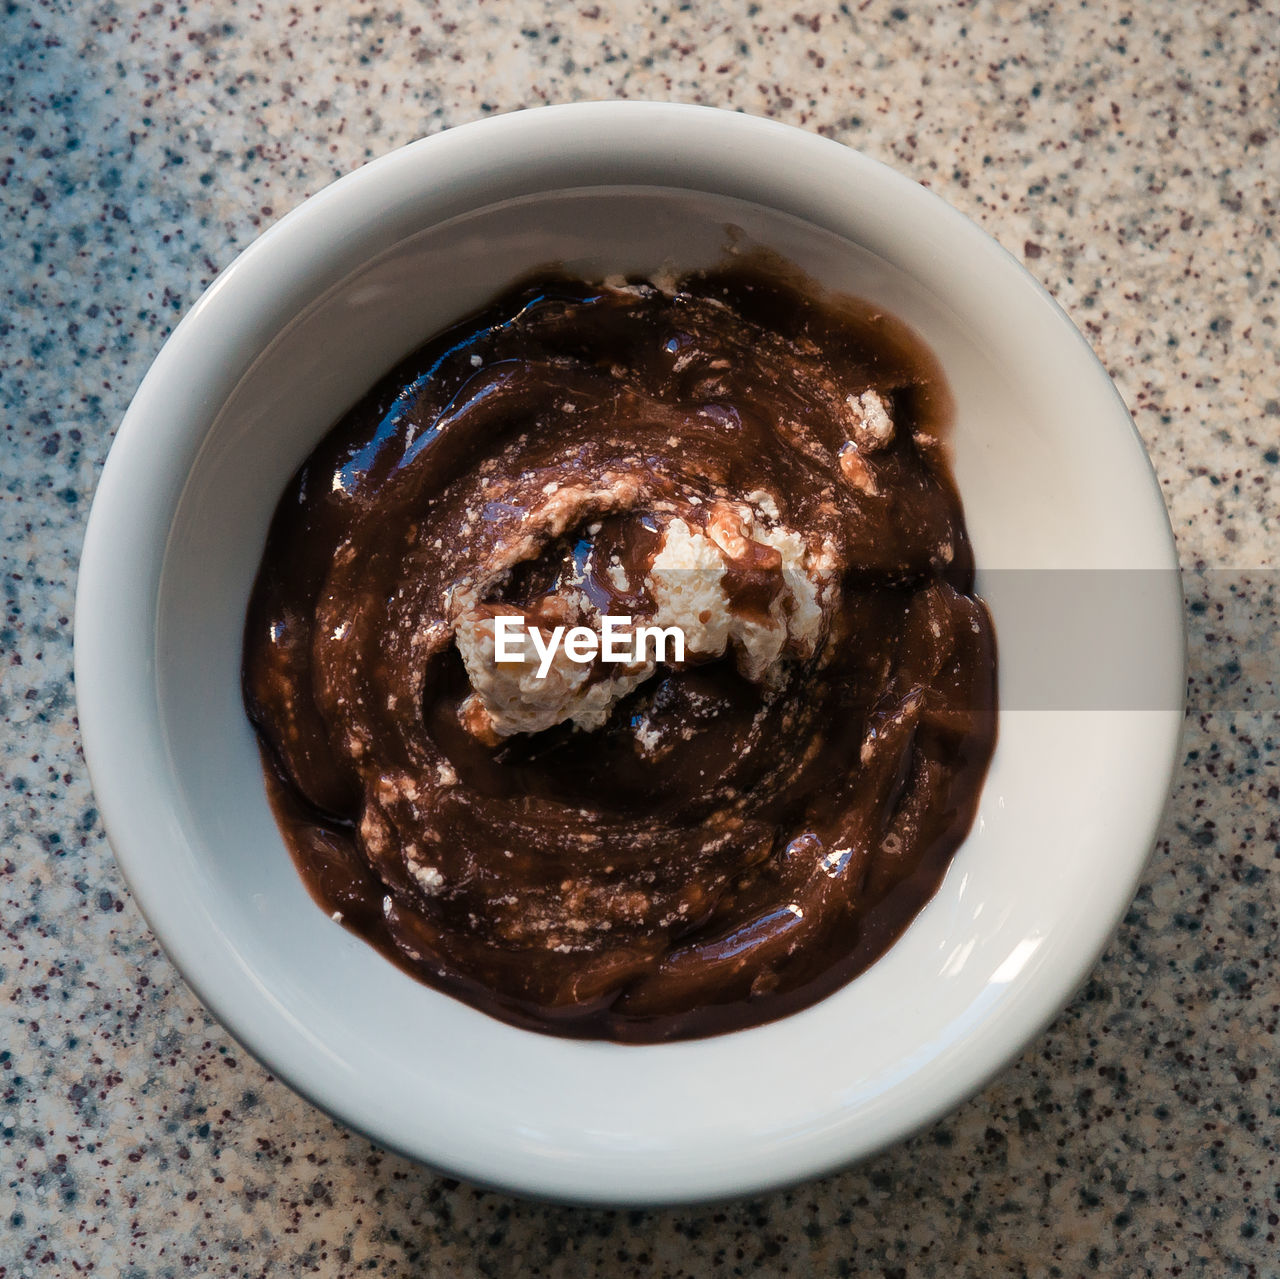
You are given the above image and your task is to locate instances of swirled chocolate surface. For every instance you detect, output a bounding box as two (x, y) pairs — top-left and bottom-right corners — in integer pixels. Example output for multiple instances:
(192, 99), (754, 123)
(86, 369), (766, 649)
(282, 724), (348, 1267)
(243, 262), (997, 1042)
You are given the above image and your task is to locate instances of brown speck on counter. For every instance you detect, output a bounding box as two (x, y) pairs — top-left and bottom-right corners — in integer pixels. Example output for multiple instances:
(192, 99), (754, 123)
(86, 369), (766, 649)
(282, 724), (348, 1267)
(7, 0), (1277, 1272)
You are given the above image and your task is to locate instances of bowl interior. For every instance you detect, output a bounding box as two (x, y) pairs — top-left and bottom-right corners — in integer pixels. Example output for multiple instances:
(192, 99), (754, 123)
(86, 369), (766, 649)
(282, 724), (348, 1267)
(83, 111), (1183, 1205)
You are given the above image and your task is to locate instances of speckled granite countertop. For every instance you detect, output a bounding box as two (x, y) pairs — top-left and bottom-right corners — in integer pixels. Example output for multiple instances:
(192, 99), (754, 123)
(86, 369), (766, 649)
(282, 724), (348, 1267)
(2, 1), (1277, 1275)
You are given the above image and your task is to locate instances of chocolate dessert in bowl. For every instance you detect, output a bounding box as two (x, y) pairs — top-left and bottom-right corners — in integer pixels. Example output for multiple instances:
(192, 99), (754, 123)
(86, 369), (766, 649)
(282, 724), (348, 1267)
(75, 103), (1183, 1203)
(242, 265), (997, 1042)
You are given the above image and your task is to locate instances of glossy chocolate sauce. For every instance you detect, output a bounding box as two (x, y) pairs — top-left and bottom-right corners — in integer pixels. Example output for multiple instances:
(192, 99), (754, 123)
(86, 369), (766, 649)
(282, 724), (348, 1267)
(242, 261), (998, 1042)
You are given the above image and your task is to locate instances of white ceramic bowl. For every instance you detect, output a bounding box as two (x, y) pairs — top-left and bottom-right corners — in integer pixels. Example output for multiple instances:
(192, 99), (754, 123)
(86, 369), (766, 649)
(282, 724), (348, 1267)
(75, 102), (1184, 1205)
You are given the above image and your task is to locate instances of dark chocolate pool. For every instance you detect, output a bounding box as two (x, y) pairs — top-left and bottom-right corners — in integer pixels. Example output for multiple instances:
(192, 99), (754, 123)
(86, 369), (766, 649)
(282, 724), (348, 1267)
(243, 260), (997, 1042)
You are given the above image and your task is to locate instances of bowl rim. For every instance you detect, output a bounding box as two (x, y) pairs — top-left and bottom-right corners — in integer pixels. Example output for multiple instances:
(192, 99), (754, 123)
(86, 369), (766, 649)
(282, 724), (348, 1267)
(74, 100), (1186, 1205)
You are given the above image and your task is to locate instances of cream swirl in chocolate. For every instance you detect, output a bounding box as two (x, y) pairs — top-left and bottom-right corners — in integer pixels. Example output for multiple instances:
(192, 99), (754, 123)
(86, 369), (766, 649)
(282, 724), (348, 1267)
(243, 263), (997, 1042)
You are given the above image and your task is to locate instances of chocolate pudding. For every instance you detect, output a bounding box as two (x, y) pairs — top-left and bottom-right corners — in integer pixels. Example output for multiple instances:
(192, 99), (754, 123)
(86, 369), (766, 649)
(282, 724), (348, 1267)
(242, 261), (997, 1042)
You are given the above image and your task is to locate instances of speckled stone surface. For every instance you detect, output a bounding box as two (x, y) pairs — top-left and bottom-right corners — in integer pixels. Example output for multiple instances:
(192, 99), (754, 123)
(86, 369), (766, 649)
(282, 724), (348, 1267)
(2, 1), (1277, 1274)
